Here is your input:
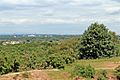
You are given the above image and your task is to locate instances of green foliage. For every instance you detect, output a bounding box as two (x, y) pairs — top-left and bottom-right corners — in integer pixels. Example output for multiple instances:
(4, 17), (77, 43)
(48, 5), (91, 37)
(11, 59), (20, 72)
(114, 65), (120, 80)
(0, 37), (79, 75)
(78, 22), (118, 59)
(72, 65), (95, 78)
(42, 55), (65, 69)
(97, 70), (108, 80)
(0, 59), (20, 75)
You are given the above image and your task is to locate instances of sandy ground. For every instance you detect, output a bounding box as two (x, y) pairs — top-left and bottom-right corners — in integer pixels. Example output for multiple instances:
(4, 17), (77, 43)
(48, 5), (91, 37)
(0, 70), (52, 80)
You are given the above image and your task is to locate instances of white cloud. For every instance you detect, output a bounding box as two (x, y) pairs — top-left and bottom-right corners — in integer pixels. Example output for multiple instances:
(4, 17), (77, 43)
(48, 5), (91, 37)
(1, 0), (34, 4)
(103, 4), (120, 14)
(0, 0), (119, 34)
(0, 0), (119, 26)
(0, 18), (76, 24)
(0, 18), (33, 24)
(0, 17), (117, 25)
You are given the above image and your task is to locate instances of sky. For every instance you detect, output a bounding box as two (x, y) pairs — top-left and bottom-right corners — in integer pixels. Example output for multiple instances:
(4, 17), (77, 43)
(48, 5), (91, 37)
(0, 0), (120, 35)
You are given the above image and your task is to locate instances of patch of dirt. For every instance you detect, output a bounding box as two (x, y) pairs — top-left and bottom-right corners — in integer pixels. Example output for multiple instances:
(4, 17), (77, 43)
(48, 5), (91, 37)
(60, 72), (71, 79)
(107, 73), (117, 80)
(106, 62), (120, 69)
(0, 70), (51, 80)
(96, 62), (120, 70)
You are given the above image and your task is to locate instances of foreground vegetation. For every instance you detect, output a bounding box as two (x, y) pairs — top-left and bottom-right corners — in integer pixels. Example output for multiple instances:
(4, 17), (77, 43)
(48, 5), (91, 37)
(0, 57), (120, 80)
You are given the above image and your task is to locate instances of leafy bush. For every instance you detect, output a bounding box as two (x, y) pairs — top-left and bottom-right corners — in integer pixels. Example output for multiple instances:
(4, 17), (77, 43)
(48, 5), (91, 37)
(0, 59), (20, 75)
(114, 65), (120, 80)
(11, 59), (20, 72)
(72, 65), (95, 78)
(97, 70), (108, 80)
(42, 55), (65, 69)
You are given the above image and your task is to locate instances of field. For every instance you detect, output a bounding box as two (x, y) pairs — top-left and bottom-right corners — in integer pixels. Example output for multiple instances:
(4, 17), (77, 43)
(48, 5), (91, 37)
(0, 57), (120, 80)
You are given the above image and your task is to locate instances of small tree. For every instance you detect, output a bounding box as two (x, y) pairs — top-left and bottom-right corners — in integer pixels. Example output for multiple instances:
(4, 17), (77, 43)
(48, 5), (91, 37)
(78, 22), (118, 59)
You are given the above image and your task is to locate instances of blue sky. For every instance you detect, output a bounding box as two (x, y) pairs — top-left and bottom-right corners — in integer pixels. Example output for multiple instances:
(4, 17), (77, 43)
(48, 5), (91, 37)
(0, 0), (120, 34)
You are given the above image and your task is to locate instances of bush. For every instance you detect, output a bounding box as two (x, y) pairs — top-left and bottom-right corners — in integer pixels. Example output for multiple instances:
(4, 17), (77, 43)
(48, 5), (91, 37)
(11, 59), (20, 72)
(0, 59), (20, 75)
(0, 62), (12, 75)
(114, 65), (120, 80)
(72, 65), (95, 78)
(41, 55), (65, 69)
(97, 70), (108, 80)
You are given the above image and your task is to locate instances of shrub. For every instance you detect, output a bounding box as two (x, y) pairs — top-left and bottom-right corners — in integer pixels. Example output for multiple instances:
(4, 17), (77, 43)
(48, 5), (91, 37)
(114, 65), (120, 80)
(97, 70), (108, 80)
(41, 55), (65, 69)
(72, 65), (95, 78)
(11, 59), (20, 72)
(0, 59), (20, 75)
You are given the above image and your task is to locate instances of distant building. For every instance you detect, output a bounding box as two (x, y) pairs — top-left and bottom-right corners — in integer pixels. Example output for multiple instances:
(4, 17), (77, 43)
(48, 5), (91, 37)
(2, 41), (21, 45)
(28, 35), (36, 37)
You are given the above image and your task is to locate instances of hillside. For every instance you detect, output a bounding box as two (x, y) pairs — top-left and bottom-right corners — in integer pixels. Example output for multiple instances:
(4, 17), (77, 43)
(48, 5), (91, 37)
(0, 57), (120, 80)
(0, 23), (120, 80)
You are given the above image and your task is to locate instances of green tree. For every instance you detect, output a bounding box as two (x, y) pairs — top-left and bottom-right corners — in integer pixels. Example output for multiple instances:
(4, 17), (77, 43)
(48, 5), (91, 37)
(78, 22), (118, 59)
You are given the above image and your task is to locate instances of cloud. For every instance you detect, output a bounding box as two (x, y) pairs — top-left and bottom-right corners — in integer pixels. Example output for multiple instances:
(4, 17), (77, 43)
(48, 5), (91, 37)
(0, 18), (33, 24)
(0, 16), (116, 25)
(103, 4), (120, 14)
(0, 0), (119, 18)
(111, 0), (120, 3)
(1, 0), (34, 4)
(0, 0), (119, 34)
